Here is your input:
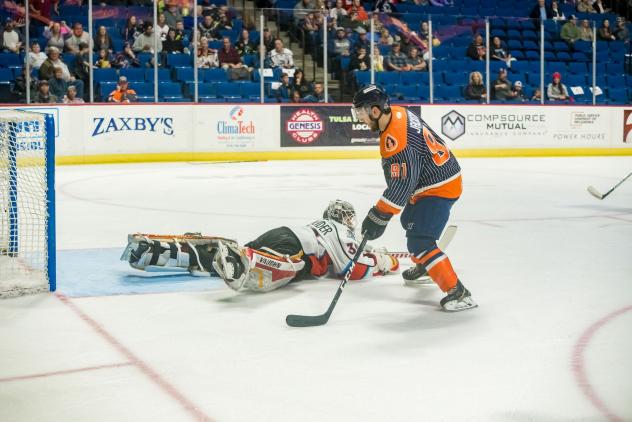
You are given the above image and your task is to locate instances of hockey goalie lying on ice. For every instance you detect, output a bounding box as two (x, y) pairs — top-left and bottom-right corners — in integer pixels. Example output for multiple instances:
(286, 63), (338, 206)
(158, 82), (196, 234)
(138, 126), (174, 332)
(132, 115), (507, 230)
(120, 200), (400, 292)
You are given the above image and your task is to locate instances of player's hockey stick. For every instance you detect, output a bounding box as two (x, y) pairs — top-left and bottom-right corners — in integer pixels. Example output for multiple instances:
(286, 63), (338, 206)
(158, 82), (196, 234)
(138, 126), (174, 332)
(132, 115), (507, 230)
(587, 172), (632, 200)
(386, 225), (458, 259)
(286, 233), (369, 328)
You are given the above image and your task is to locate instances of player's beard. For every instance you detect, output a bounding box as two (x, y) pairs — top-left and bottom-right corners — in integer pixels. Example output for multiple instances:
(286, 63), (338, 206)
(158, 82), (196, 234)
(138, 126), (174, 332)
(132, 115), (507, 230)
(369, 119), (380, 131)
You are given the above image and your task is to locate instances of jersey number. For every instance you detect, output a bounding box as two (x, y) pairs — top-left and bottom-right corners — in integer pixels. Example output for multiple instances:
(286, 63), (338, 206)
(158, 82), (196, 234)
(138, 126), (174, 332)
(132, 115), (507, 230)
(423, 127), (450, 166)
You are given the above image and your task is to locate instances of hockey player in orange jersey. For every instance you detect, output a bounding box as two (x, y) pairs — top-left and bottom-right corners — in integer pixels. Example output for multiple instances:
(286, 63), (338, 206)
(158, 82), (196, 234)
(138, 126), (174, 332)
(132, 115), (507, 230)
(352, 84), (477, 311)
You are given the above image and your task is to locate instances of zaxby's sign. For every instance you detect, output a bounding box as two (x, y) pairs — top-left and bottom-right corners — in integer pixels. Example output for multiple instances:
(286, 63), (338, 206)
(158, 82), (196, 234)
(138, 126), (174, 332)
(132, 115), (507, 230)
(91, 117), (175, 137)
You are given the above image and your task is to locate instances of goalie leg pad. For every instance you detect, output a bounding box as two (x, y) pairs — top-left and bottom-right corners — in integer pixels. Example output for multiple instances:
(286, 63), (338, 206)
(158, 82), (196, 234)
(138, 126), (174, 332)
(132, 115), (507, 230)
(123, 239), (191, 271)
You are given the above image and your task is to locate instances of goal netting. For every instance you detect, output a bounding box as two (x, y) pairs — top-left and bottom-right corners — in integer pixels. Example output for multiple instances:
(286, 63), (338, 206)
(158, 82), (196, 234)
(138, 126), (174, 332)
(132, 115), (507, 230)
(0, 110), (55, 298)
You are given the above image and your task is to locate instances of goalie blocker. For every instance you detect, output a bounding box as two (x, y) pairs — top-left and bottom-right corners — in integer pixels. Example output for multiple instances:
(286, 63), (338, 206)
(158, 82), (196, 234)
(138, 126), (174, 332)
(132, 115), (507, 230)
(121, 200), (400, 293)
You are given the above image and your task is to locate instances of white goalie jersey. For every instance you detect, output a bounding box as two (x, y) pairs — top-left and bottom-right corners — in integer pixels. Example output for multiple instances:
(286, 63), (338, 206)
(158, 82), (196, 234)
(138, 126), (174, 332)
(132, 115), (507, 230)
(290, 219), (388, 280)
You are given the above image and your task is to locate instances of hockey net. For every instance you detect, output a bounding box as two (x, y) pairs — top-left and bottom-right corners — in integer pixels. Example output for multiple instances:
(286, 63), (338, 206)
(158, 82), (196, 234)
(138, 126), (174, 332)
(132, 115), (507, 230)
(0, 110), (54, 298)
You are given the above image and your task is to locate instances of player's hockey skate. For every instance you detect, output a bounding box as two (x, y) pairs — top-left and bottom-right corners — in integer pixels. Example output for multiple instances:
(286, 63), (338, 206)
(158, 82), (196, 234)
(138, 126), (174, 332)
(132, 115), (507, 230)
(212, 241), (249, 291)
(402, 264), (433, 286)
(440, 281), (477, 312)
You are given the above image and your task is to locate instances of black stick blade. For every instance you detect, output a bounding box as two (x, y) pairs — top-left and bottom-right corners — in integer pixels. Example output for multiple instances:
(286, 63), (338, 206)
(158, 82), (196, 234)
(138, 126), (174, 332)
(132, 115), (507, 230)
(286, 313), (330, 327)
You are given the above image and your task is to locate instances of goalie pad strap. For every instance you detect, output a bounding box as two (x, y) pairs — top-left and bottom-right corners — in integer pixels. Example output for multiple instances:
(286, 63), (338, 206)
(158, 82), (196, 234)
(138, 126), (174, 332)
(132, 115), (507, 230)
(149, 241), (162, 266)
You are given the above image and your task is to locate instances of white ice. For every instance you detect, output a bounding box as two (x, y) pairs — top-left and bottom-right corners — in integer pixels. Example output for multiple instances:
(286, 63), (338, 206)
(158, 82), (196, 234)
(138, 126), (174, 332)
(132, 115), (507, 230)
(1, 157), (631, 422)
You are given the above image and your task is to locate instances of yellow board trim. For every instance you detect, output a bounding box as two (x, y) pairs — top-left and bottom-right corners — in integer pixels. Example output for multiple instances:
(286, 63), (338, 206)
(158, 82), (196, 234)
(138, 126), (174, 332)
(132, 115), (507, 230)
(56, 148), (632, 165)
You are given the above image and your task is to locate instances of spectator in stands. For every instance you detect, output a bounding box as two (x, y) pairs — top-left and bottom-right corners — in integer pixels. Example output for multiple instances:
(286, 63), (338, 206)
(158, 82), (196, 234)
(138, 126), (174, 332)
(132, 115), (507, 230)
(269, 39), (294, 69)
(63, 85), (84, 104)
(94, 26), (113, 54)
(33, 80), (57, 103)
(615, 18), (629, 41)
(291, 68), (311, 97)
(372, 45), (384, 72)
(262, 28), (275, 52)
(1, 19), (22, 53)
(114, 42), (140, 68)
(290, 90), (302, 103)
(344, 11), (367, 32)
(593, 0), (609, 14)
(551, 1), (566, 21)
(332, 27), (351, 56)
(464, 71), (486, 102)
(94, 49), (113, 68)
(164, 0), (184, 29)
(466, 34), (486, 61)
(492, 68), (516, 100)
(511, 81), (528, 102)
(350, 46), (370, 71)
(379, 28), (394, 46)
(294, 0), (315, 25)
(44, 22), (66, 51)
(197, 38), (219, 68)
(419, 21), (430, 41)
(304, 12), (324, 50)
(174, 21), (190, 52)
(529, 0), (552, 22)
(598, 20), (616, 41)
(385, 43), (411, 71)
(579, 19), (593, 41)
(27, 42), (47, 70)
(561, 15), (580, 47)
(122, 16), (142, 44)
(133, 22), (162, 54)
(276, 73), (292, 101)
(12, 67), (36, 102)
(407, 46), (427, 71)
(38, 46), (83, 99)
(547, 72), (570, 101)
(354, 27), (370, 52)
(219, 37), (250, 80)
(108, 76), (137, 103)
(163, 28), (184, 54)
(198, 15), (219, 40)
(156, 13), (170, 42)
(350, 0), (369, 21)
(65, 23), (92, 55)
(330, 0), (348, 20)
(531, 87), (542, 102)
(491, 37), (516, 68)
(304, 81), (326, 102)
(374, 0), (397, 13)
(576, 0), (595, 14)
(72, 43), (91, 92)
(48, 67), (68, 100)
(236, 29), (256, 56)
(29, 0), (56, 25)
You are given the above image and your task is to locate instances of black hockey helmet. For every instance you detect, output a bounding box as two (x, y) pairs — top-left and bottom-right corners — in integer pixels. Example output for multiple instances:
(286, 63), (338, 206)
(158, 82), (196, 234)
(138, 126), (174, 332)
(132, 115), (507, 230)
(351, 84), (391, 122)
(323, 199), (356, 230)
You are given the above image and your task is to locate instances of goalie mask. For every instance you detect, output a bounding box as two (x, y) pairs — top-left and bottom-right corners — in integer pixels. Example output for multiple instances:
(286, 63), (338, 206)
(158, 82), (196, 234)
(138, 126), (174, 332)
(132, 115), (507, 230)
(323, 199), (356, 230)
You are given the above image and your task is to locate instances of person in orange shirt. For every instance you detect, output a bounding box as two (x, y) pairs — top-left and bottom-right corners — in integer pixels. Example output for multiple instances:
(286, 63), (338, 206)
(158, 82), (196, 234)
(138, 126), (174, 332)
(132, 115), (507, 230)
(108, 76), (137, 103)
(352, 84), (477, 312)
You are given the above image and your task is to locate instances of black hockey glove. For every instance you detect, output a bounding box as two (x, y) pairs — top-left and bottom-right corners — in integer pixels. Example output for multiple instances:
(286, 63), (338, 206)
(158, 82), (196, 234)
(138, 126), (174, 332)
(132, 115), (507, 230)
(361, 206), (392, 240)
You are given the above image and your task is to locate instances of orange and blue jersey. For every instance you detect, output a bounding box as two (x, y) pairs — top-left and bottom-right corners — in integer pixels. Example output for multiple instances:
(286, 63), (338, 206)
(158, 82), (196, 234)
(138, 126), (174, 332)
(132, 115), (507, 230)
(375, 106), (462, 216)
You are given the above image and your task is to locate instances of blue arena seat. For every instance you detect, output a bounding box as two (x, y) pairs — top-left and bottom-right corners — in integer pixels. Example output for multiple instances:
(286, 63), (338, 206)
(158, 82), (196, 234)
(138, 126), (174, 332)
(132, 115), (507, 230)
(166, 54), (192, 67)
(204, 68), (228, 82)
(216, 83), (242, 100)
(119, 68), (145, 82)
(93, 68), (118, 83)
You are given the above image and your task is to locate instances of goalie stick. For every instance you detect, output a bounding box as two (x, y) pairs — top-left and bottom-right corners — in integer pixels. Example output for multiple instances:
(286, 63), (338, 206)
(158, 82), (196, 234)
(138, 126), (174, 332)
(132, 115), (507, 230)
(286, 234), (369, 328)
(587, 172), (632, 200)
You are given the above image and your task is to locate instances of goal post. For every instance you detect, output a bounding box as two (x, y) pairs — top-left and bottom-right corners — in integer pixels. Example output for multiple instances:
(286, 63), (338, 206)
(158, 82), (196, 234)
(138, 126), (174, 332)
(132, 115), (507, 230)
(0, 110), (55, 297)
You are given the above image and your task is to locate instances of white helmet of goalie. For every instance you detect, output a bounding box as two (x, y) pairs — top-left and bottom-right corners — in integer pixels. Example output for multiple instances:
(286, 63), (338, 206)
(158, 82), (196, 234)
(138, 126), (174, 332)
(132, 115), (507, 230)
(323, 199), (356, 230)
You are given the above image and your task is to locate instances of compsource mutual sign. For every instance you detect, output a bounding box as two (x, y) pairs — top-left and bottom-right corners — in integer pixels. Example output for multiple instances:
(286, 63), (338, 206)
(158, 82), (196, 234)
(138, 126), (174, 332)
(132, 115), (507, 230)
(286, 109), (323, 144)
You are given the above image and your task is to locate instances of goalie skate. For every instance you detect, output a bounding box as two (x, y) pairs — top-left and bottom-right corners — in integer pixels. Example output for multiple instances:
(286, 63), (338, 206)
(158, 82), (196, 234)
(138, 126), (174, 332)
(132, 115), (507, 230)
(440, 281), (478, 312)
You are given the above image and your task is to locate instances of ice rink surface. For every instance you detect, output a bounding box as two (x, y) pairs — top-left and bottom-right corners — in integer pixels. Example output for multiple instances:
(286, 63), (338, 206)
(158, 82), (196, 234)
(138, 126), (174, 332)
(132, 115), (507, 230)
(1, 156), (631, 422)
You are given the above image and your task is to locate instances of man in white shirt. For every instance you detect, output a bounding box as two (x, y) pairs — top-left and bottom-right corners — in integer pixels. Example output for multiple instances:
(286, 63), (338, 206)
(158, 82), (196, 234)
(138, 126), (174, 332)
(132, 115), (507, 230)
(2, 20), (22, 53)
(65, 22), (92, 54)
(133, 22), (162, 54)
(269, 38), (294, 69)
